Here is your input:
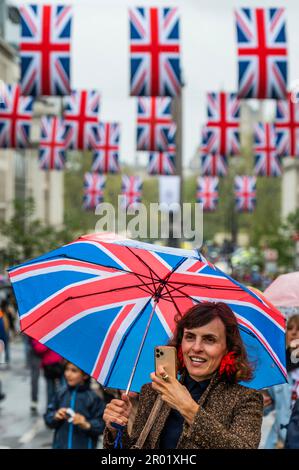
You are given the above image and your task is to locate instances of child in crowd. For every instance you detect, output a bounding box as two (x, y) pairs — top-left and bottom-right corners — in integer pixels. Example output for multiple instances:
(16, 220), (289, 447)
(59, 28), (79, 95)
(44, 362), (105, 449)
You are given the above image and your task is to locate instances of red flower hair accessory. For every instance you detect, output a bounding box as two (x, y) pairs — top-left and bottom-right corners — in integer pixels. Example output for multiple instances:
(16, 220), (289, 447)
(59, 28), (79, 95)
(219, 351), (237, 378)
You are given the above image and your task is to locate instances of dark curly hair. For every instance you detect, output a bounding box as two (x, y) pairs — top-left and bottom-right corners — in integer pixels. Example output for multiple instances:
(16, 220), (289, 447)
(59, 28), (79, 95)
(169, 301), (254, 383)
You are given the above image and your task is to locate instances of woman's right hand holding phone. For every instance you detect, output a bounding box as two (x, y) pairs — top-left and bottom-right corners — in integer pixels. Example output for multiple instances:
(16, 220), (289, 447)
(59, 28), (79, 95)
(103, 393), (132, 432)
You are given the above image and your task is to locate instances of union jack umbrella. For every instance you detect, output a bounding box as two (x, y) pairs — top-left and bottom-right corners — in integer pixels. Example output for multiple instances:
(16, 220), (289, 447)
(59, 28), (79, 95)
(196, 176), (219, 212)
(8, 233), (287, 392)
(121, 175), (143, 210)
(200, 128), (228, 177)
(235, 8), (288, 99)
(63, 90), (100, 150)
(83, 173), (106, 210)
(0, 83), (33, 148)
(253, 123), (281, 177)
(38, 116), (66, 170)
(129, 7), (181, 97)
(234, 175), (257, 212)
(19, 4), (72, 96)
(148, 123), (176, 175)
(275, 92), (299, 158)
(137, 97), (174, 151)
(91, 122), (120, 174)
(206, 92), (240, 156)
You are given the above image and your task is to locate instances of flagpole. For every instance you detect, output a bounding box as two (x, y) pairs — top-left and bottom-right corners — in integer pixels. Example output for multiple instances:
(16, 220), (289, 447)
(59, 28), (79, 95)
(125, 299), (158, 395)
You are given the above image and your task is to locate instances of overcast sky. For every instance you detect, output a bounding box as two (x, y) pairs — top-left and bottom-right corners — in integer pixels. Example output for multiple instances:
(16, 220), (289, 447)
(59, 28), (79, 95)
(11, 0), (299, 167)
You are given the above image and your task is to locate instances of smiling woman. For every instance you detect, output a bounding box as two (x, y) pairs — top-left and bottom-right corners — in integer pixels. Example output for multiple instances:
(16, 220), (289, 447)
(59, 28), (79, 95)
(103, 302), (264, 449)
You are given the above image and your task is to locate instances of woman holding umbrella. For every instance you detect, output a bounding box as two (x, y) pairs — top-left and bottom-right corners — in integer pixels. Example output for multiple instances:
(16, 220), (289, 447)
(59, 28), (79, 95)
(103, 302), (264, 449)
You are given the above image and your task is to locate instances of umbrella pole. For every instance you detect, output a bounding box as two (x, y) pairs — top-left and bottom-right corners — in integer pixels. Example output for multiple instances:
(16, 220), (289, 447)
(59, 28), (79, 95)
(125, 299), (158, 395)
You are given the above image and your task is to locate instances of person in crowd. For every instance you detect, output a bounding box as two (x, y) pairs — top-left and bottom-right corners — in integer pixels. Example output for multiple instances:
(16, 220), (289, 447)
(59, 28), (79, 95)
(0, 300), (10, 367)
(30, 339), (64, 408)
(285, 397), (299, 449)
(264, 314), (299, 449)
(44, 362), (105, 449)
(103, 302), (263, 449)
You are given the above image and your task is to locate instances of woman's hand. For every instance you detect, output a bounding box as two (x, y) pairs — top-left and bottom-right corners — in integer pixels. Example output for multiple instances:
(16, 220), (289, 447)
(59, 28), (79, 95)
(103, 393), (133, 433)
(151, 366), (199, 425)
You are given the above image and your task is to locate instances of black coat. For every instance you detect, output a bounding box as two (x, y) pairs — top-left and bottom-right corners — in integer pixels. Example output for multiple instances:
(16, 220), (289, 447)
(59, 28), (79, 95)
(44, 382), (105, 449)
(285, 399), (299, 449)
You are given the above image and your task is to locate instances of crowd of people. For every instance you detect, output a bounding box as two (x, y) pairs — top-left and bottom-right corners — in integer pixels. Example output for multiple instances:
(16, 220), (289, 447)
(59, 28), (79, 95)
(1, 290), (299, 449)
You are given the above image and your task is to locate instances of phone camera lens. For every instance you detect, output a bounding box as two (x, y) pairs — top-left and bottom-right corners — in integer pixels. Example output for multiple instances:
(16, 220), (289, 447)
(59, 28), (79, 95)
(160, 351), (164, 355)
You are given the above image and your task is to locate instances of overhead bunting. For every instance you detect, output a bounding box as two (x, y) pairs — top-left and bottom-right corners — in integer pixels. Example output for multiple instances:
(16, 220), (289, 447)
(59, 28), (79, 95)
(275, 92), (299, 158)
(196, 176), (219, 212)
(91, 122), (120, 174)
(136, 97), (174, 151)
(148, 124), (176, 175)
(83, 173), (106, 210)
(0, 83), (33, 148)
(235, 7), (288, 99)
(205, 92), (240, 156)
(19, 4), (72, 96)
(121, 175), (143, 209)
(129, 7), (181, 96)
(253, 123), (281, 176)
(63, 90), (100, 150)
(234, 176), (257, 212)
(39, 116), (66, 170)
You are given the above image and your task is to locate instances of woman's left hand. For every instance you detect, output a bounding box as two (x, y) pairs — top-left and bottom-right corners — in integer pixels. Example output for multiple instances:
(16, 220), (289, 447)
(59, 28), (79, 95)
(150, 366), (199, 425)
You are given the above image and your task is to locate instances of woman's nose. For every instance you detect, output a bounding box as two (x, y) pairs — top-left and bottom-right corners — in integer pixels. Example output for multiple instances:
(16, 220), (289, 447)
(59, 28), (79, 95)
(192, 340), (204, 352)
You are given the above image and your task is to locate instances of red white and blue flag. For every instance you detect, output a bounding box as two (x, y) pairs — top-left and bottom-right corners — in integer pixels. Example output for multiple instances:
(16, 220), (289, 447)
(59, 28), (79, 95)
(8, 235), (287, 391)
(83, 173), (106, 210)
(137, 97), (173, 151)
(39, 116), (66, 170)
(129, 7), (181, 97)
(275, 92), (299, 158)
(253, 123), (281, 176)
(234, 176), (257, 212)
(206, 92), (240, 156)
(19, 4), (72, 96)
(148, 124), (176, 175)
(235, 8), (288, 99)
(196, 176), (219, 212)
(63, 90), (100, 150)
(200, 126), (228, 176)
(0, 83), (33, 149)
(91, 123), (120, 174)
(121, 175), (143, 209)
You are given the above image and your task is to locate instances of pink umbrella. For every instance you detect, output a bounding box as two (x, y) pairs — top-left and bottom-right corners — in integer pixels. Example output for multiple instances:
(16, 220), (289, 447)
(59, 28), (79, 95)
(264, 272), (299, 308)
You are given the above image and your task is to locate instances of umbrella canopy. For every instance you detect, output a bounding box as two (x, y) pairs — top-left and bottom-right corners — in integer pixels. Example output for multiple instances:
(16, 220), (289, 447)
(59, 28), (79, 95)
(264, 272), (299, 308)
(8, 234), (287, 391)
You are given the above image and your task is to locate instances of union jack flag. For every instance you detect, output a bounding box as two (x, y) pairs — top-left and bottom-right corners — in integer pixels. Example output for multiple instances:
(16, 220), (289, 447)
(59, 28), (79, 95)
(206, 92), (240, 156)
(19, 4), (72, 96)
(235, 8), (288, 99)
(200, 126), (228, 177)
(0, 83), (33, 148)
(234, 176), (257, 212)
(121, 175), (143, 209)
(196, 177), (219, 212)
(38, 116), (66, 170)
(8, 234), (288, 392)
(253, 123), (281, 177)
(91, 123), (120, 174)
(83, 173), (106, 210)
(137, 97), (173, 151)
(275, 92), (299, 157)
(129, 7), (181, 97)
(148, 124), (176, 175)
(63, 90), (100, 150)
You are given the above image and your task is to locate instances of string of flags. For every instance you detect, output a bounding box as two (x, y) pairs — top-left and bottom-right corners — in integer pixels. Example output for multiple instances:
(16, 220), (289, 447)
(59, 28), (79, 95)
(0, 4), (298, 214)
